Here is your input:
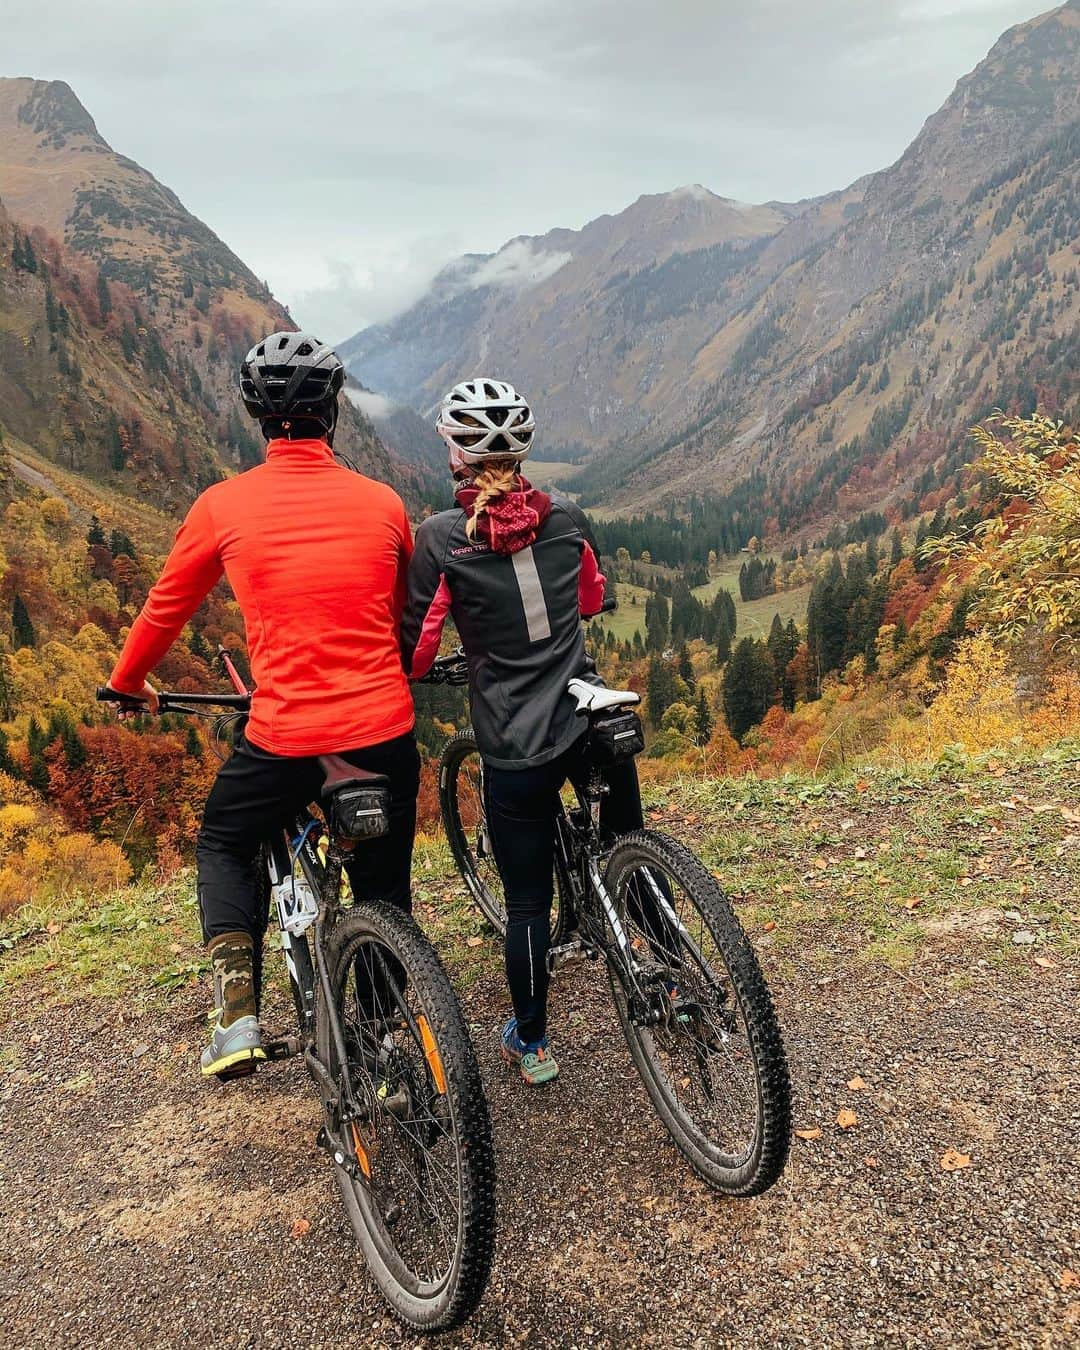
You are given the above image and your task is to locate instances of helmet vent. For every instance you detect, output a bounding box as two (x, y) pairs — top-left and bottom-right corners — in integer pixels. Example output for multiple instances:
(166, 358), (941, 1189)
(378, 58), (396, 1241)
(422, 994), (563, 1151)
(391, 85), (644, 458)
(295, 342), (313, 356)
(277, 335), (289, 349)
(483, 381), (499, 399)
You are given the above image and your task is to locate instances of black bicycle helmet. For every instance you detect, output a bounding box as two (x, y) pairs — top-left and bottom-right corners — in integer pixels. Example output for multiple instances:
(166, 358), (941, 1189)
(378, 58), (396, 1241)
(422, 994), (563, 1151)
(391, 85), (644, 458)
(239, 331), (345, 441)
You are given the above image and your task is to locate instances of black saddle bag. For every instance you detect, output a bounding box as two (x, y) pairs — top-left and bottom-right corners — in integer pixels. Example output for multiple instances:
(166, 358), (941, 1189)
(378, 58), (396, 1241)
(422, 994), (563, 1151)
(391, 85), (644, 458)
(327, 781), (391, 841)
(589, 708), (645, 765)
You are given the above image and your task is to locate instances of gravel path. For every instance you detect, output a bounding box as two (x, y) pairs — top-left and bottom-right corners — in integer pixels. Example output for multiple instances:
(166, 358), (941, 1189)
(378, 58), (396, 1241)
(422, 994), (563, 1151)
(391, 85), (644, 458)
(1, 927), (1076, 1348)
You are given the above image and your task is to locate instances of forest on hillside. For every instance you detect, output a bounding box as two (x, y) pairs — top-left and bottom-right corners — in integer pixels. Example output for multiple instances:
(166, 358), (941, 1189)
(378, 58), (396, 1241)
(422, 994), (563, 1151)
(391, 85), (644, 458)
(1, 410), (1078, 917)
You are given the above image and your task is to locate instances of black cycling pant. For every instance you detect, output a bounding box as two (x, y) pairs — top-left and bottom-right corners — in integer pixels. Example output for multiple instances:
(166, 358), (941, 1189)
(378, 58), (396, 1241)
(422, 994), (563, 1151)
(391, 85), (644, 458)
(484, 735), (656, 1044)
(196, 731), (420, 943)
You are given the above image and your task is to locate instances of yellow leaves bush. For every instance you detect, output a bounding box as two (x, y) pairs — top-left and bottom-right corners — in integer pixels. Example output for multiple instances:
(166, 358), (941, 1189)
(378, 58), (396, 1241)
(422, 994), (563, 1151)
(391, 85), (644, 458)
(0, 798), (130, 917)
(930, 413), (1080, 654)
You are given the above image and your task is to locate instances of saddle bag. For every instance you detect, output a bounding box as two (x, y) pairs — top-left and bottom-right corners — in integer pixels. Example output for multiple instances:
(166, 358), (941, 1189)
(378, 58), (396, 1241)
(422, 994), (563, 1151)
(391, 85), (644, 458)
(329, 782), (391, 841)
(589, 708), (645, 764)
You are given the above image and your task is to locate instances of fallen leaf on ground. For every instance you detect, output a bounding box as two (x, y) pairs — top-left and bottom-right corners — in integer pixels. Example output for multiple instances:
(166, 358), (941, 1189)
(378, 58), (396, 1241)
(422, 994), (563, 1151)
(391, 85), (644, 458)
(465, 936), (484, 948)
(794, 1128), (822, 1141)
(1034, 955), (1057, 969)
(46, 922), (61, 935)
(853, 847), (867, 860)
(762, 920), (777, 933)
(1060, 1270), (1080, 1290)
(847, 1076), (868, 1091)
(863, 1156), (880, 1168)
(812, 858), (828, 871)
(855, 779), (869, 793)
(836, 1109), (858, 1130)
(940, 1147), (971, 1171)
(903, 896), (922, 910)
(959, 876), (974, 887)
(290, 1218), (311, 1238)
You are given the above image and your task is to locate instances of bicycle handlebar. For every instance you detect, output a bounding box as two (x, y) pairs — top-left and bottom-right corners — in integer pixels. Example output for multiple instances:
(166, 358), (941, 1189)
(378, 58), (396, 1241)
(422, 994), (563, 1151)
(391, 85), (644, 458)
(96, 687), (251, 714)
(418, 648), (469, 687)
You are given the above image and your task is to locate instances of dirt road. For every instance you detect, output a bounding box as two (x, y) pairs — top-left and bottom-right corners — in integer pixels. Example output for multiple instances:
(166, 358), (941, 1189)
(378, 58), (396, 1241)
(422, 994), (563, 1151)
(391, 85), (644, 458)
(1, 939), (1075, 1347)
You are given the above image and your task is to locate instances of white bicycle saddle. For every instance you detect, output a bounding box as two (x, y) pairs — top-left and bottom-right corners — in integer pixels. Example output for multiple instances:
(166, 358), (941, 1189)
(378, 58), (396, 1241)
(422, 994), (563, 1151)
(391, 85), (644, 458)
(567, 678), (641, 714)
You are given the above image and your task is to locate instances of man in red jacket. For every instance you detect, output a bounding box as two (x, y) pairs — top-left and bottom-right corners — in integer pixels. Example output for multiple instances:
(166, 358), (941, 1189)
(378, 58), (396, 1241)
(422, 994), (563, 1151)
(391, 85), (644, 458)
(105, 331), (417, 1078)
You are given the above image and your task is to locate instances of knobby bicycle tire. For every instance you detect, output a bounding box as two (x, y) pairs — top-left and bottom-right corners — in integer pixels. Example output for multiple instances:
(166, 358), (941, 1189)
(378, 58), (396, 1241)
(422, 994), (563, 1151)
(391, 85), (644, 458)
(603, 829), (791, 1195)
(317, 902), (496, 1331)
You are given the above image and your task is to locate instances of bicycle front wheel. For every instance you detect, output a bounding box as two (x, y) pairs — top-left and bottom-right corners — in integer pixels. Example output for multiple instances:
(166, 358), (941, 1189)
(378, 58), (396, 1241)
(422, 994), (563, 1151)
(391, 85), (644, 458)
(603, 830), (791, 1195)
(439, 730), (568, 943)
(317, 902), (495, 1331)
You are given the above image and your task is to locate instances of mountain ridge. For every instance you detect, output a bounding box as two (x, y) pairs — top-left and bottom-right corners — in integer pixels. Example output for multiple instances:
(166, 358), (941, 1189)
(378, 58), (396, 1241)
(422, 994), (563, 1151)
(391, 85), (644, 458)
(342, 2), (1079, 532)
(0, 76), (412, 508)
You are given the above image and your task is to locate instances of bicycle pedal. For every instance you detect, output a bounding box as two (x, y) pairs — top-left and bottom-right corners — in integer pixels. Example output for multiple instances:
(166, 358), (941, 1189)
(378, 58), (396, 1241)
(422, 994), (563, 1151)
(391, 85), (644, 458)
(262, 1035), (301, 1061)
(546, 940), (586, 974)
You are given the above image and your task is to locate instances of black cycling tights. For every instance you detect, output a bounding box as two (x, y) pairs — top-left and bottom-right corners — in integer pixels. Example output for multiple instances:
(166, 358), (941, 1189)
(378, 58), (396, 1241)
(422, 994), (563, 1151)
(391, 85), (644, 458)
(196, 731), (420, 942)
(483, 737), (646, 1044)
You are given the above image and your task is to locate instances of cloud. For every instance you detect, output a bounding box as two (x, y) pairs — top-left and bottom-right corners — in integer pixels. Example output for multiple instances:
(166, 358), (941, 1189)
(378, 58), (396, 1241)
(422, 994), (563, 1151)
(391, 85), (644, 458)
(450, 240), (573, 294)
(344, 387), (396, 420)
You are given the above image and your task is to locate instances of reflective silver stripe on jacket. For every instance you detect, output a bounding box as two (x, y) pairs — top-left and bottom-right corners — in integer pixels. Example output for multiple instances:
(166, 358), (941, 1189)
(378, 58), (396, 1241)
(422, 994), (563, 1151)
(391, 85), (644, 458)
(511, 546), (551, 643)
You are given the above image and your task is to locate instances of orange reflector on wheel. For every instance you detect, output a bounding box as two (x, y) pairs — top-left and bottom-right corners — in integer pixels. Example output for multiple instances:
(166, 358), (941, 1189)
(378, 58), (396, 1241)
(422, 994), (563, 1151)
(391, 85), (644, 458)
(418, 1016), (447, 1095)
(350, 1122), (372, 1178)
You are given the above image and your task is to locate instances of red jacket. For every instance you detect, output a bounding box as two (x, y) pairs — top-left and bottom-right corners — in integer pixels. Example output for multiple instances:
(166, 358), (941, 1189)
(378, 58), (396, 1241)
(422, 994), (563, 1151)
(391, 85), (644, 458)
(109, 438), (415, 756)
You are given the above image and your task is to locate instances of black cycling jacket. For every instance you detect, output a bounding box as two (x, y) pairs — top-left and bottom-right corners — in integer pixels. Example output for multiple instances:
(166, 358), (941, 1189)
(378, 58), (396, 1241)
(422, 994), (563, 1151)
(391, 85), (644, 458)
(401, 495), (607, 769)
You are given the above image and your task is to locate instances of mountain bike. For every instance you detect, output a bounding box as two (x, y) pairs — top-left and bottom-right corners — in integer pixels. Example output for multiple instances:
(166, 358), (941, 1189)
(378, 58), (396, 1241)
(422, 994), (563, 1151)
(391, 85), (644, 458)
(429, 654), (791, 1195)
(97, 654), (494, 1332)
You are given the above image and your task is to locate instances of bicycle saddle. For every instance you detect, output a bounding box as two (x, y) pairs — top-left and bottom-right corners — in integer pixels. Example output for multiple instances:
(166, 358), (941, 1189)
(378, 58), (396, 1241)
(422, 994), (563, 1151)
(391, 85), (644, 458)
(318, 755), (390, 797)
(567, 678), (641, 713)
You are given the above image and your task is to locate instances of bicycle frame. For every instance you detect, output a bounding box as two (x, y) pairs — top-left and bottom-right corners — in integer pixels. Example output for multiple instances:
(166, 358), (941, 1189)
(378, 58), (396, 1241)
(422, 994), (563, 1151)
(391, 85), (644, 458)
(547, 762), (688, 1030)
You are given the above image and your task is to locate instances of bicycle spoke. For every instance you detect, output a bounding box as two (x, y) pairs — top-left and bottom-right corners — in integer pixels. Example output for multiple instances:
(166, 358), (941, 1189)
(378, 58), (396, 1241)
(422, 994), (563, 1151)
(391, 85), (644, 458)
(615, 855), (762, 1166)
(335, 936), (464, 1287)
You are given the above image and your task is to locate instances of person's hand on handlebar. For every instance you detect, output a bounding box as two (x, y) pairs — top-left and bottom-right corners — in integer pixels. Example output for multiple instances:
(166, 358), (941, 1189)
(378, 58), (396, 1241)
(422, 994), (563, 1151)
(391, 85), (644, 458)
(103, 679), (160, 720)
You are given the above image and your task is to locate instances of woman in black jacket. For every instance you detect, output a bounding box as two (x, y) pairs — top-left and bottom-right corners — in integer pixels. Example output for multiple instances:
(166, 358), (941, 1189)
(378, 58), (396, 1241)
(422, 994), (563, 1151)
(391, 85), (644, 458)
(401, 378), (645, 1085)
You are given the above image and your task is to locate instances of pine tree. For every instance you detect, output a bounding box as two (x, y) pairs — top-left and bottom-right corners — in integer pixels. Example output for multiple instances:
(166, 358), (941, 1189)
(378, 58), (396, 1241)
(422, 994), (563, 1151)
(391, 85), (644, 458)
(677, 642), (695, 692)
(61, 722), (86, 770)
(0, 727), (15, 777)
(11, 595), (35, 649)
(694, 688), (713, 746)
(87, 515), (107, 548)
(109, 528), (136, 559)
(96, 270), (112, 320)
(185, 724), (204, 760)
(722, 639), (774, 741)
(189, 629), (211, 663)
(645, 593), (670, 652)
(890, 528), (903, 567)
(646, 655), (679, 730)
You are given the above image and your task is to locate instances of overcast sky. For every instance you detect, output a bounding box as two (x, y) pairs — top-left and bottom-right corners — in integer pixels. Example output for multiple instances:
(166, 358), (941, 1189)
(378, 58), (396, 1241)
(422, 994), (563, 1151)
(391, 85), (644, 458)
(3, 0), (1047, 341)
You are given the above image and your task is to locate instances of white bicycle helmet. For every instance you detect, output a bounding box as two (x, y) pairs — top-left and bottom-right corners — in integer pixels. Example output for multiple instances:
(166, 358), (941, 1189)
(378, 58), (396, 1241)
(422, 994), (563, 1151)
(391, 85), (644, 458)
(436, 378), (535, 477)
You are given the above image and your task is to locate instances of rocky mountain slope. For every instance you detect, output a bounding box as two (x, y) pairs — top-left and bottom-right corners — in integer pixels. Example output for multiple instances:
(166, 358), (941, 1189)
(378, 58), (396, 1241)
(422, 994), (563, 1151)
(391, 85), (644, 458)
(344, 1), (1079, 530)
(340, 188), (805, 443)
(0, 78), (405, 508)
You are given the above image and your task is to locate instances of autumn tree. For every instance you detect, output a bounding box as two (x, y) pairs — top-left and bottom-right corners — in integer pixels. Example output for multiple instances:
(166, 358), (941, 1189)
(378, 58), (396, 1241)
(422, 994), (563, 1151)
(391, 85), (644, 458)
(929, 413), (1080, 655)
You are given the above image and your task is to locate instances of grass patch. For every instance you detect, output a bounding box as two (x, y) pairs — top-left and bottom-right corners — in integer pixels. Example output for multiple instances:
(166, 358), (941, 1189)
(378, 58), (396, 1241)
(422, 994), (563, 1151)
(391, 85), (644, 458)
(0, 871), (204, 1010)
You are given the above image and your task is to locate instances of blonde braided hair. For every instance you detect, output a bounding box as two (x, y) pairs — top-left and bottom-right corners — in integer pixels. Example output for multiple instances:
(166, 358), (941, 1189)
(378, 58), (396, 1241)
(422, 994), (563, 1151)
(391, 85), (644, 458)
(465, 457), (521, 541)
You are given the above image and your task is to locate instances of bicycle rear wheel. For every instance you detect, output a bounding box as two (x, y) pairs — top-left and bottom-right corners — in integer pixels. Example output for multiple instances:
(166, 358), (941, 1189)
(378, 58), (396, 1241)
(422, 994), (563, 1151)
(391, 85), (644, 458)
(317, 902), (495, 1331)
(439, 730), (568, 942)
(603, 830), (791, 1195)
